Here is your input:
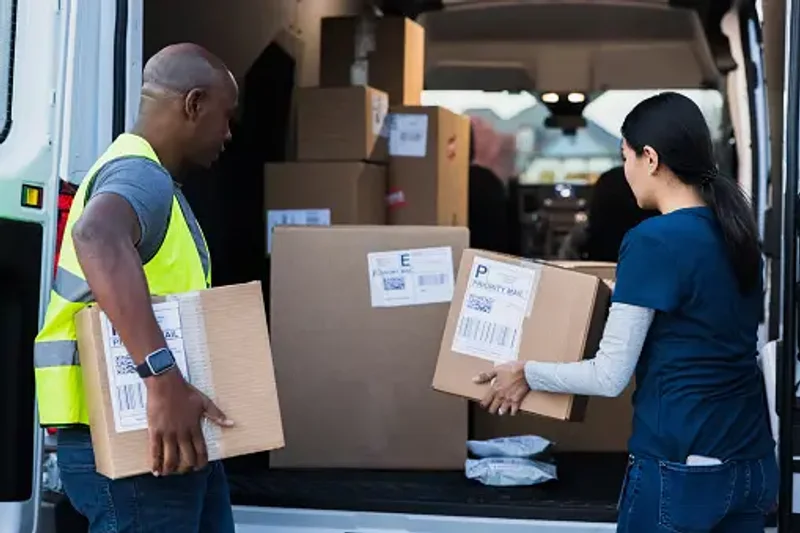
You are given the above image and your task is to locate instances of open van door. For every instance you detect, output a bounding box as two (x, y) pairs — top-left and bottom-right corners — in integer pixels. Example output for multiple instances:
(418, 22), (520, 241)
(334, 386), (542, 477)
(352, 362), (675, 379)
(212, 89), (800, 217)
(779, 0), (800, 530)
(0, 0), (142, 532)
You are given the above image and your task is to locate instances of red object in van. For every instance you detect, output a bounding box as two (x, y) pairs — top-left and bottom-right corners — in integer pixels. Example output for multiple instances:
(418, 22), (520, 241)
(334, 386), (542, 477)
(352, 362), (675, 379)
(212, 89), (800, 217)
(55, 181), (77, 276)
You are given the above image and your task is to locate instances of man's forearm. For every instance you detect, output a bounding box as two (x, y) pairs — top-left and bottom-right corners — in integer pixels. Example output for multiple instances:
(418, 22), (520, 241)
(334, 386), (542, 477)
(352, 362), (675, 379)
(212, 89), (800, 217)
(74, 227), (166, 365)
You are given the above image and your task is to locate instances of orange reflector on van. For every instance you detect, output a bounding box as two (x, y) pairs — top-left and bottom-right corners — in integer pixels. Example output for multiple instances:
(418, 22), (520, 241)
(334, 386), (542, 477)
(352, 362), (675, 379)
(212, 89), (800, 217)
(21, 184), (43, 209)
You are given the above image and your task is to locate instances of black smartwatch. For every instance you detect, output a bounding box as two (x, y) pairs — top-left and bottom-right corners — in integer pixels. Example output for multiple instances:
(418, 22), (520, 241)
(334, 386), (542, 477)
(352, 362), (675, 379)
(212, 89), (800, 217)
(135, 347), (177, 379)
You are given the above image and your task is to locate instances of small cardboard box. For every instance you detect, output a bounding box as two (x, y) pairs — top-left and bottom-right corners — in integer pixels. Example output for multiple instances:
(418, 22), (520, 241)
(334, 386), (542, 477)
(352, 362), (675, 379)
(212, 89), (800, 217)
(76, 282), (284, 479)
(296, 86), (389, 163)
(320, 16), (425, 105)
(387, 106), (470, 226)
(265, 162), (387, 254)
(433, 250), (612, 421)
(270, 225), (469, 469)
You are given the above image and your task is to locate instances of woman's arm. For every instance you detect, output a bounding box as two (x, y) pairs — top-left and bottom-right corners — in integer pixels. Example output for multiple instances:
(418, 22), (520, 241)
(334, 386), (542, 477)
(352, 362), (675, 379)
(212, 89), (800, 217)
(523, 302), (655, 397)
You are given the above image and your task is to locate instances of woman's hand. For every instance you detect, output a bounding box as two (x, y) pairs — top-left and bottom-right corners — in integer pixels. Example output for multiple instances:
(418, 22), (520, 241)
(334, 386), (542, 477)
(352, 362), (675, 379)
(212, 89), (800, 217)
(473, 361), (530, 416)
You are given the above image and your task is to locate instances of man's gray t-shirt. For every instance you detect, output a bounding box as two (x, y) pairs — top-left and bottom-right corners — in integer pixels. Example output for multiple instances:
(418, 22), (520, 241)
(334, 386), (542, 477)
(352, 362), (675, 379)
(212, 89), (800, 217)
(86, 157), (210, 279)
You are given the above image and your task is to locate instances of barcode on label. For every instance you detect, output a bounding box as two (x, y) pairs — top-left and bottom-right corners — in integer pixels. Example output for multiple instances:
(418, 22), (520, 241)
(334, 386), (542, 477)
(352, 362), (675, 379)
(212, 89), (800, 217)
(418, 273), (446, 286)
(457, 316), (516, 348)
(117, 384), (145, 412)
(114, 355), (137, 376)
(466, 294), (493, 314)
(305, 212), (322, 224)
(383, 276), (406, 291)
(399, 132), (423, 142)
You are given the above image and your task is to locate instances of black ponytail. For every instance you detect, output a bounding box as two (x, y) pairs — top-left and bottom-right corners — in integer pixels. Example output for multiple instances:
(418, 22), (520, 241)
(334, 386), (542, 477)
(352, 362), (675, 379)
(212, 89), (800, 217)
(621, 92), (761, 293)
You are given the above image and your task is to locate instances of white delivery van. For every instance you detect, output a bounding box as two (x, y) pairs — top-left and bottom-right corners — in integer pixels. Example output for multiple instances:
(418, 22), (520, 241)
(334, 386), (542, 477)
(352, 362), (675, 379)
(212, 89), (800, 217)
(0, 0), (797, 532)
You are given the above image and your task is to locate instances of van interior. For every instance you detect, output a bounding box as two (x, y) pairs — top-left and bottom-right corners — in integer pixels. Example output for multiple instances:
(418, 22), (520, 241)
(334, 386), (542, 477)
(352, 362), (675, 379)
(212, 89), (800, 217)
(45, 0), (774, 526)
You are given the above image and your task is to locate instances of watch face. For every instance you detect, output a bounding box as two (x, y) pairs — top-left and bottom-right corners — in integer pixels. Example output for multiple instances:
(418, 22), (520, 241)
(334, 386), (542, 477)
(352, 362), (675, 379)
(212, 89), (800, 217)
(148, 349), (175, 374)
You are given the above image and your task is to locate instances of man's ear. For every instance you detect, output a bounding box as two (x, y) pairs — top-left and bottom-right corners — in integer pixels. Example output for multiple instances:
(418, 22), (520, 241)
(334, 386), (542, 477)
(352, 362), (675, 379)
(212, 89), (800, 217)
(184, 88), (205, 121)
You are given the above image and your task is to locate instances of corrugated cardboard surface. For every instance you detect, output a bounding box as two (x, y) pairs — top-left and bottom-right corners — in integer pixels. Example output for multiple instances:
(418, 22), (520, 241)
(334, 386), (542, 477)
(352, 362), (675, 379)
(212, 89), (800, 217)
(265, 161), (387, 225)
(270, 226), (469, 469)
(296, 86), (389, 163)
(320, 16), (425, 105)
(433, 250), (611, 421)
(77, 282), (284, 479)
(547, 260), (617, 281)
(387, 106), (470, 226)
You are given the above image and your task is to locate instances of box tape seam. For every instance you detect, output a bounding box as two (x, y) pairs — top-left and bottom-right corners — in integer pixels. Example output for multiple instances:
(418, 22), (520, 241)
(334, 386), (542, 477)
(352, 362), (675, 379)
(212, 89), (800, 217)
(168, 292), (223, 460)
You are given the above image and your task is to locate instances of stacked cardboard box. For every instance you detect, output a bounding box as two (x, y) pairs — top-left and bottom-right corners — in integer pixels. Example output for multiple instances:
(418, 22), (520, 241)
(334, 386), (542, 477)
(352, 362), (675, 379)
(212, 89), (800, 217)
(265, 85), (389, 254)
(318, 15), (471, 229)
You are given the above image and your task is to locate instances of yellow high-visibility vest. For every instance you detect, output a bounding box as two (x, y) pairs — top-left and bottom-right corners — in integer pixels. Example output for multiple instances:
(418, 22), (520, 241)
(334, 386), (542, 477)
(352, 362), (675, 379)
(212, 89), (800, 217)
(34, 133), (210, 426)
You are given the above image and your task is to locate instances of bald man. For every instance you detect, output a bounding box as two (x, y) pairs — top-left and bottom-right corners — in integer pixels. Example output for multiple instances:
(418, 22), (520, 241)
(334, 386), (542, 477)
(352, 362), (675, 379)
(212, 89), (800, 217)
(39, 44), (238, 533)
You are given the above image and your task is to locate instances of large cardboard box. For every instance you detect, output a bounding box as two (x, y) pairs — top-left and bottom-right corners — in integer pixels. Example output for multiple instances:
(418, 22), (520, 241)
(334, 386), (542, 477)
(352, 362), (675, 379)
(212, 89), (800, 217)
(296, 86), (389, 163)
(433, 250), (612, 421)
(76, 282), (284, 479)
(270, 226), (469, 469)
(320, 16), (425, 105)
(265, 162), (386, 253)
(387, 106), (470, 226)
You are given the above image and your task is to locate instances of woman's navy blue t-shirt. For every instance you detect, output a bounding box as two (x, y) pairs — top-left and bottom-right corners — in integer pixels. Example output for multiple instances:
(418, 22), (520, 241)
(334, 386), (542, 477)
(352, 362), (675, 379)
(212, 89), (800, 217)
(612, 206), (774, 462)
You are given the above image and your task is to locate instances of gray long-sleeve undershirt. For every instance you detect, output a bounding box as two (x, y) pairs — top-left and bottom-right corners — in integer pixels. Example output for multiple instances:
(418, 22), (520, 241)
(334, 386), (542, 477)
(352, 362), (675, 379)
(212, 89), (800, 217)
(524, 302), (655, 397)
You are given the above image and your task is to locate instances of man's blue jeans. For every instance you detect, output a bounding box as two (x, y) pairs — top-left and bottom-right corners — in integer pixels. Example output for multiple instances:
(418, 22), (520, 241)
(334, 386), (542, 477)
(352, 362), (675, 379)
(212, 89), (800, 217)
(617, 453), (778, 532)
(57, 428), (235, 533)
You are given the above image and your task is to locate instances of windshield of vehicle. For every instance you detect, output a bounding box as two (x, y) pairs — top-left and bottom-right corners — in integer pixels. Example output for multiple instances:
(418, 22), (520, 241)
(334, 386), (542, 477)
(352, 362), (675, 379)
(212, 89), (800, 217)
(421, 89), (724, 185)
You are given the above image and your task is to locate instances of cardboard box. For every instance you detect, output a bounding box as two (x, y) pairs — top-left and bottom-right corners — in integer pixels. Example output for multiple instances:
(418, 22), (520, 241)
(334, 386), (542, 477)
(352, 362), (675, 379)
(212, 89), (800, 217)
(76, 282), (284, 479)
(265, 162), (387, 253)
(320, 16), (425, 105)
(270, 226), (469, 469)
(296, 86), (389, 163)
(472, 259), (628, 451)
(433, 250), (612, 421)
(387, 106), (470, 226)
(547, 261), (617, 281)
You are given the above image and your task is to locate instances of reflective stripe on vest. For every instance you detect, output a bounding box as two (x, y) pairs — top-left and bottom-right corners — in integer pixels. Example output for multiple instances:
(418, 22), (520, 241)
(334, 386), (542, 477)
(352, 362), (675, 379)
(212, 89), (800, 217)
(34, 133), (210, 426)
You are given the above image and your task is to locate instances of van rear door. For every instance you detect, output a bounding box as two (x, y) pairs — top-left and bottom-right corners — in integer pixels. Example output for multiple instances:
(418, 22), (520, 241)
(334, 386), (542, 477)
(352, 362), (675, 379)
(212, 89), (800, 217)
(0, 0), (63, 531)
(0, 0), (142, 532)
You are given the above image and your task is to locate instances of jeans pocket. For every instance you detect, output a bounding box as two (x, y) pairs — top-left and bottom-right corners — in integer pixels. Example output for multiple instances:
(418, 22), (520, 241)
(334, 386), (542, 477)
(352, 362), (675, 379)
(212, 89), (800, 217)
(658, 460), (736, 533)
(754, 456), (779, 514)
(617, 455), (635, 511)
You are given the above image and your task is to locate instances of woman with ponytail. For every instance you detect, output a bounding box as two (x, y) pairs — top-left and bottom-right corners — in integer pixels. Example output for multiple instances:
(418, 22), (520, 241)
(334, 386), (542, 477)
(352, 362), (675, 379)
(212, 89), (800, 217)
(475, 92), (777, 532)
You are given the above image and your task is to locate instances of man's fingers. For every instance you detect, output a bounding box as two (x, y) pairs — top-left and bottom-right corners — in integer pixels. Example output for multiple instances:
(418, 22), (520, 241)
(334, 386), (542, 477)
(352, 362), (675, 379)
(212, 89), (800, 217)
(192, 425), (209, 470)
(162, 435), (180, 476)
(473, 370), (497, 384)
(149, 431), (164, 476)
(203, 398), (234, 428)
(177, 434), (198, 474)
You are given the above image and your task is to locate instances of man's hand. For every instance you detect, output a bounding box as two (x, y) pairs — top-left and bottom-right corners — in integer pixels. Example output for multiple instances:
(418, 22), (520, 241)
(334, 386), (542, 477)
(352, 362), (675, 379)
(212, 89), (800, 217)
(145, 370), (233, 476)
(473, 361), (530, 416)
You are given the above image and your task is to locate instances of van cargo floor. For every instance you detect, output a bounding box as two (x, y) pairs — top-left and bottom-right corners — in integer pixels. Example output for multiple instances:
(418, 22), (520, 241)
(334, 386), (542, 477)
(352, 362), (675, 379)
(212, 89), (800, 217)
(227, 452), (627, 523)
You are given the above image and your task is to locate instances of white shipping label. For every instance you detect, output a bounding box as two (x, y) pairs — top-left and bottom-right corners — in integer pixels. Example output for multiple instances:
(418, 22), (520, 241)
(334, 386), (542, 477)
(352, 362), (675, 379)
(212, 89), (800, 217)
(371, 93), (388, 137)
(101, 301), (191, 433)
(367, 247), (455, 307)
(451, 257), (540, 363)
(266, 209), (331, 253)
(389, 114), (428, 157)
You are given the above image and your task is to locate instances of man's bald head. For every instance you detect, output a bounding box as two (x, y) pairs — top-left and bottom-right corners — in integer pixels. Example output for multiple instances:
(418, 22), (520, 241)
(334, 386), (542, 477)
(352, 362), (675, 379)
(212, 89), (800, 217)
(142, 43), (237, 98)
(136, 44), (238, 171)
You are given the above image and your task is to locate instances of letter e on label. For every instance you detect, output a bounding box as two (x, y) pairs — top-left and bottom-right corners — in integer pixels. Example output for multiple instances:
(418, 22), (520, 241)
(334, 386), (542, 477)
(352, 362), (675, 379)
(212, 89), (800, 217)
(400, 253), (411, 267)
